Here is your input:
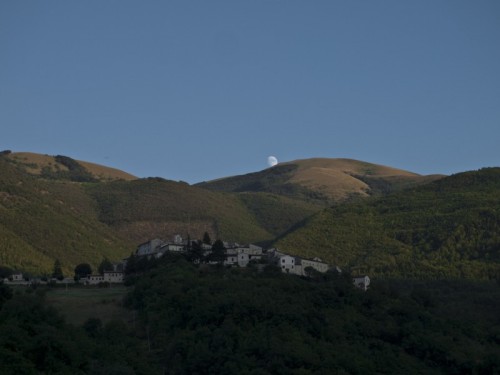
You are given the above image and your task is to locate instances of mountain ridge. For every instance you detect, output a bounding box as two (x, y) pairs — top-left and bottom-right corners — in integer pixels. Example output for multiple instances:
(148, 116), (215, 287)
(5, 151), (137, 182)
(197, 157), (444, 202)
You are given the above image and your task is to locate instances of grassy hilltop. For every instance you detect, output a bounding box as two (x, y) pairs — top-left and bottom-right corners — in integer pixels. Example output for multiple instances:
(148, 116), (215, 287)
(197, 158), (442, 203)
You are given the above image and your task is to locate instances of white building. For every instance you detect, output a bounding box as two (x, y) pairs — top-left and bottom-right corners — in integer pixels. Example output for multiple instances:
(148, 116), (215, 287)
(11, 272), (23, 282)
(224, 248), (239, 266)
(85, 271), (124, 285)
(86, 274), (105, 285)
(353, 275), (370, 291)
(237, 253), (250, 267)
(279, 255), (298, 274)
(136, 238), (164, 257)
(104, 271), (124, 283)
(300, 258), (329, 275)
(163, 243), (185, 252)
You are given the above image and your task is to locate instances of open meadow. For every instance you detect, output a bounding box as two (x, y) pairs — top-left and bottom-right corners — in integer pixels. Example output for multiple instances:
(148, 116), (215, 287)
(44, 285), (132, 326)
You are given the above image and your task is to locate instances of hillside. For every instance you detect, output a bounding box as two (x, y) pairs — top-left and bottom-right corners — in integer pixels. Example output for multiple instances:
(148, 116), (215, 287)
(4, 151), (137, 181)
(0, 153), (319, 274)
(85, 178), (273, 245)
(197, 158), (442, 203)
(0, 158), (272, 274)
(0, 158), (132, 275)
(275, 168), (500, 279)
(122, 257), (500, 374)
(3, 150), (495, 280)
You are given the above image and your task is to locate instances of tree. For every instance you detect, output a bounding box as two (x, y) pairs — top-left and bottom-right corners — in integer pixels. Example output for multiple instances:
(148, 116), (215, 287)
(202, 232), (212, 246)
(210, 239), (226, 264)
(0, 266), (13, 280)
(0, 281), (13, 308)
(186, 240), (204, 263)
(74, 263), (92, 280)
(83, 318), (102, 338)
(52, 259), (64, 280)
(98, 258), (113, 275)
(125, 253), (138, 276)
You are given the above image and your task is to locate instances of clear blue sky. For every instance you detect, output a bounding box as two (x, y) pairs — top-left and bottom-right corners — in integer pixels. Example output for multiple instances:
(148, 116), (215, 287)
(1, 1), (499, 183)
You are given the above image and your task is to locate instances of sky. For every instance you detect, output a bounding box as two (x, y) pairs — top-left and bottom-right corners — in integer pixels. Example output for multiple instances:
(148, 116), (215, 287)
(1, 1), (499, 183)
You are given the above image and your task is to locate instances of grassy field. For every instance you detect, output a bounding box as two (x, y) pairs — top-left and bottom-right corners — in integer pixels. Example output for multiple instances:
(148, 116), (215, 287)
(44, 285), (132, 326)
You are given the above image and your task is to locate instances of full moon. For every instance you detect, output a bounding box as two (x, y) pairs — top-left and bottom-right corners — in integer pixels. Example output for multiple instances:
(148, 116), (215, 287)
(267, 156), (278, 167)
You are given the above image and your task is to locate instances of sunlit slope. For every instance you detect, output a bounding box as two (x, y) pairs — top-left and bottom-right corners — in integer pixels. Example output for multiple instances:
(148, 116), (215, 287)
(6, 152), (137, 181)
(284, 158), (441, 200)
(275, 168), (500, 279)
(197, 158), (442, 203)
(0, 159), (133, 275)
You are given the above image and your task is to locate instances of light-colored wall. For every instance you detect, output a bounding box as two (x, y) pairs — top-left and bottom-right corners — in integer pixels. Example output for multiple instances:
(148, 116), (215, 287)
(87, 275), (105, 285)
(166, 244), (184, 252)
(353, 276), (370, 291)
(236, 245), (263, 255)
(237, 253), (250, 267)
(137, 238), (163, 256)
(224, 255), (238, 266)
(104, 272), (123, 283)
(279, 255), (298, 274)
(301, 259), (329, 274)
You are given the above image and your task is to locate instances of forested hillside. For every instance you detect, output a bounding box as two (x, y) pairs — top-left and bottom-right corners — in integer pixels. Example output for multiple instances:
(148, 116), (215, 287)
(122, 255), (500, 374)
(2, 258), (499, 374)
(276, 168), (500, 279)
(0, 283), (157, 374)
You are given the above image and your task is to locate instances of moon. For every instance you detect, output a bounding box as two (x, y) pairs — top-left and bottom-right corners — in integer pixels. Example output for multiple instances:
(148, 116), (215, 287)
(267, 156), (278, 167)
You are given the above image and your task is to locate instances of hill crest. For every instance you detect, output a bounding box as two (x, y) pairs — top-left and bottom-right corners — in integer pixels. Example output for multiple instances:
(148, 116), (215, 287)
(5, 152), (137, 181)
(198, 157), (444, 202)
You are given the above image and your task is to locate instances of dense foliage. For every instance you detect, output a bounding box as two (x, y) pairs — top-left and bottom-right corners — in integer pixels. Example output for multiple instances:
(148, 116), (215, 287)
(0, 284), (157, 374)
(1, 256), (499, 374)
(74, 263), (93, 280)
(124, 256), (500, 374)
(277, 168), (500, 279)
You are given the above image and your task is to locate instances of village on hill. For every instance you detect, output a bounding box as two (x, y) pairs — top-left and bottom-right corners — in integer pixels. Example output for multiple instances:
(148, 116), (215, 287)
(3, 233), (370, 291)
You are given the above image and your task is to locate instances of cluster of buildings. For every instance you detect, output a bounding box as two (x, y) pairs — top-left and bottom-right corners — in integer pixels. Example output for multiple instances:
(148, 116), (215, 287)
(133, 235), (370, 290)
(3, 234), (370, 291)
(2, 269), (124, 286)
(83, 268), (124, 285)
(134, 236), (333, 277)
